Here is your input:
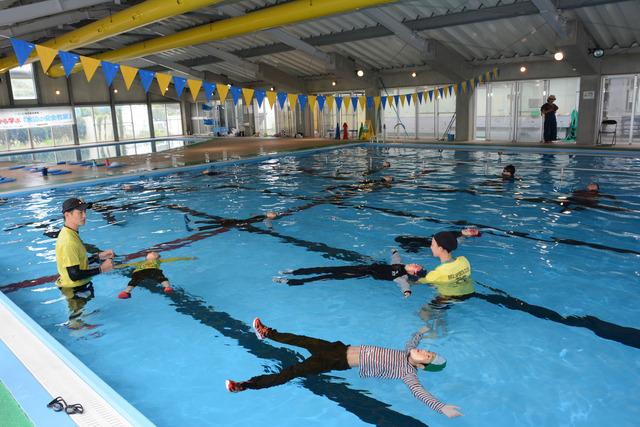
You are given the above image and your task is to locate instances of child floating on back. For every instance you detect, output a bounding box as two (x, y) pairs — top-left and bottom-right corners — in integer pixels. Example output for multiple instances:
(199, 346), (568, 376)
(116, 252), (194, 299)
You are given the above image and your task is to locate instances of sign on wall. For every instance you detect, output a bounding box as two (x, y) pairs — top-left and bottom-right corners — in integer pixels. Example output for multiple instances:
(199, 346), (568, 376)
(0, 107), (74, 130)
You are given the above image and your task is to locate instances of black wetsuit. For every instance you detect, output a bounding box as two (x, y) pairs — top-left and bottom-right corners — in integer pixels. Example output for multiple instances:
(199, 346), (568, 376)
(282, 263), (410, 286)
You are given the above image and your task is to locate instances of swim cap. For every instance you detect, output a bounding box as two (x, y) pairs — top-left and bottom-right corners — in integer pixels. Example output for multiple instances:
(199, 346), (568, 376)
(433, 231), (458, 252)
(423, 354), (447, 372)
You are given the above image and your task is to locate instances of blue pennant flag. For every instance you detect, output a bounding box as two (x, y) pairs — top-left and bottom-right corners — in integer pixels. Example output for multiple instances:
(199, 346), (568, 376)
(457, 82), (462, 94)
(438, 88), (444, 98)
(428, 90), (433, 102)
(173, 76), (187, 98)
(230, 86), (242, 105)
(381, 96), (387, 109)
(58, 51), (80, 77)
(10, 38), (35, 66)
(277, 92), (287, 109)
(351, 96), (358, 111)
(298, 94), (308, 111)
(138, 69), (156, 93)
(366, 96), (374, 109)
(393, 95), (399, 107)
(417, 91), (423, 104)
(254, 89), (266, 108)
(405, 94), (412, 106)
(317, 95), (325, 112)
(202, 81), (216, 102)
(101, 61), (120, 87)
(335, 96), (343, 111)
(448, 86), (453, 96)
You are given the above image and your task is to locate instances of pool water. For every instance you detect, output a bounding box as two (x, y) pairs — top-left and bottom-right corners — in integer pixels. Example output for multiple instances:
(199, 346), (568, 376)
(1, 145), (639, 426)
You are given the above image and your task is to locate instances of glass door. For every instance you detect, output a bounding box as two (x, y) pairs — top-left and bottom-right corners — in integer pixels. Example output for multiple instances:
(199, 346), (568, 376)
(516, 80), (544, 142)
(489, 82), (515, 141)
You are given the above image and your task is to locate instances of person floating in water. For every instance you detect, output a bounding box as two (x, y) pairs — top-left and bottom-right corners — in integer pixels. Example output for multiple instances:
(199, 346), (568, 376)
(395, 228), (481, 253)
(273, 248), (424, 292)
(115, 252), (194, 299)
(501, 164), (516, 181)
(225, 318), (462, 418)
(55, 198), (115, 329)
(560, 182), (617, 212)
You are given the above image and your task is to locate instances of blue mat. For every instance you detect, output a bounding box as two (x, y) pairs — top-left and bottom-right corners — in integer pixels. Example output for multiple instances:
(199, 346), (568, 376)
(0, 177), (17, 184)
(56, 161), (67, 165)
(49, 170), (71, 175)
(8, 165), (25, 170)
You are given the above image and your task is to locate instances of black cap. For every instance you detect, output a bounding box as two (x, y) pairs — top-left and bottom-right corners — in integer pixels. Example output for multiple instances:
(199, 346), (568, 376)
(433, 231), (458, 253)
(62, 198), (92, 213)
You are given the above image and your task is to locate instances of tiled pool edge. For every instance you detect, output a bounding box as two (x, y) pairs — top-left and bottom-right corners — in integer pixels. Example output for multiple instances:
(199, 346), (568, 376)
(0, 291), (154, 427)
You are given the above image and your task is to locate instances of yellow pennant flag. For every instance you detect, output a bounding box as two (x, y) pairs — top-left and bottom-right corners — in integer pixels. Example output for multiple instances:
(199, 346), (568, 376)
(462, 81), (468, 93)
(412, 93), (418, 105)
(387, 96), (394, 108)
(453, 84), (458, 95)
(35, 45), (58, 73)
(493, 67), (498, 79)
(308, 95), (317, 111)
(187, 79), (202, 101)
(242, 88), (254, 105)
(342, 96), (350, 112)
(434, 87), (439, 99)
(326, 95), (335, 112)
(358, 95), (366, 111)
(155, 73), (172, 96)
(374, 96), (381, 110)
(470, 79), (476, 90)
(443, 87), (448, 98)
(79, 55), (100, 82)
(120, 65), (138, 90)
(287, 93), (298, 109)
(400, 95), (405, 107)
(266, 90), (277, 108)
(217, 84), (230, 102)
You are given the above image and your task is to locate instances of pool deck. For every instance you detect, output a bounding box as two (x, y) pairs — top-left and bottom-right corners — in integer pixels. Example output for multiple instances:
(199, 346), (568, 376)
(1, 136), (638, 195)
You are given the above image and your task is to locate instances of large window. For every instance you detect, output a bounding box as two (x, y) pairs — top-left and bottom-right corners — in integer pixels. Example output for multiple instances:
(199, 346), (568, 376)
(152, 103), (182, 137)
(75, 105), (114, 143)
(319, 92), (366, 139)
(0, 107), (74, 150)
(116, 104), (151, 140)
(601, 75), (640, 144)
(9, 64), (37, 100)
(254, 101), (277, 136)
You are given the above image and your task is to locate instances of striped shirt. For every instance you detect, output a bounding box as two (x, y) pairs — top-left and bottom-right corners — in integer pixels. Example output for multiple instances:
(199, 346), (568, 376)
(358, 332), (445, 414)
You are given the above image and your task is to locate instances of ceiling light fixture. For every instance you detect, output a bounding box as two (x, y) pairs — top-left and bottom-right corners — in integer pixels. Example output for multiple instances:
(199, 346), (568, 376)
(55, 90), (61, 95)
(590, 48), (604, 58)
(520, 66), (527, 73)
(554, 51), (564, 61)
(356, 69), (364, 77)
(411, 71), (417, 78)
(331, 81), (337, 86)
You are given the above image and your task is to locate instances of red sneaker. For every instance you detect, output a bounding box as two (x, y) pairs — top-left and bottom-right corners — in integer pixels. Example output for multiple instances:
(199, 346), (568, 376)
(252, 317), (269, 340)
(163, 287), (173, 294)
(225, 379), (245, 393)
(118, 291), (131, 299)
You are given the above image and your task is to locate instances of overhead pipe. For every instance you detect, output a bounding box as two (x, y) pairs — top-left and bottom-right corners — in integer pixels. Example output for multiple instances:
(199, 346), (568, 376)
(47, 0), (398, 78)
(0, 0), (226, 73)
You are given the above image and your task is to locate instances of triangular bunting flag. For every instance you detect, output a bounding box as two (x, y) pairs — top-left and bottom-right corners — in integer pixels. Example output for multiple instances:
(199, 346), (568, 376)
(493, 68), (499, 78)
(381, 96), (387, 110)
(217, 84), (230, 102)
(254, 89), (265, 108)
(138, 69), (156, 93)
(428, 90), (433, 101)
(35, 45), (58, 73)
(366, 96), (374, 110)
(101, 61), (120, 87)
(387, 96), (394, 108)
(326, 95), (334, 112)
(10, 38), (35, 66)
(230, 86), (242, 105)
(266, 90), (277, 108)
(374, 96), (381, 110)
(470, 79), (476, 90)
(120, 65), (138, 90)
(308, 95), (316, 111)
(173, 76), (187, 98)
(405, 94), (411, 106)
(276, 92), (287, 109)
(417, 91), (423, 104)
(438, 88), (444, 98)
(394, 95), (400, 107)
(448, 85), (453, 96)
(456, 83), (462, 94)
(58, 51), (80, 78)
(80, 55), (100, 82)
(412, 93), (417, 105)
(242, 88), (255, 106)
(287, 93), (298, 109)
(155, 73), (172, 96)
(462, 81), (468, 93)
(317, 95), (326, 112)
(342, 96), (350, 112)
(202, 81), (216, 102)
(335, 96), (342, 112)
(351, 96), (358, 112)
(187, 79), (202, 101)
(298, 94), (307, 111)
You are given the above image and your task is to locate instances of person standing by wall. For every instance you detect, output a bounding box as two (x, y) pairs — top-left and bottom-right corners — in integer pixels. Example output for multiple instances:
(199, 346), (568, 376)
(541, 95), (558, 143)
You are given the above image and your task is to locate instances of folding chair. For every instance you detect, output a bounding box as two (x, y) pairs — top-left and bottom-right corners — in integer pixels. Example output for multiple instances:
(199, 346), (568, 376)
(597, 119), (617, 146)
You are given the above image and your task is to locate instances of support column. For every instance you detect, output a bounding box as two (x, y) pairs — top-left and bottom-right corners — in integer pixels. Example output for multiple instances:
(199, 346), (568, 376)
(455, 88), (473, 141)
(576, 75), (601, 146)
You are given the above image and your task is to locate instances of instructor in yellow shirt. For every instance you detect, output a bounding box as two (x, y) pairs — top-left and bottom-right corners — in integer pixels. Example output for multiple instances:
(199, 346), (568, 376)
(56, 198), (114, 328)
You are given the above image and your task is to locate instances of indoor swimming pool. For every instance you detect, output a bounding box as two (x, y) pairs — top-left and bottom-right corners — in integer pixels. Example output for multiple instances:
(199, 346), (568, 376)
(1, 145), (638, 426)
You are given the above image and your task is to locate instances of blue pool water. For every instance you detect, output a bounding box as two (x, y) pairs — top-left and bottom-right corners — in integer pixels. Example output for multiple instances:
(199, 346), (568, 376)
(1, 145), (639, 426)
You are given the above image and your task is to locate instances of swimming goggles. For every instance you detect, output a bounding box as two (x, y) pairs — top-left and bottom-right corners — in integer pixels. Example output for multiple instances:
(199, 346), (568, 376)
(47, 396), (84, 414)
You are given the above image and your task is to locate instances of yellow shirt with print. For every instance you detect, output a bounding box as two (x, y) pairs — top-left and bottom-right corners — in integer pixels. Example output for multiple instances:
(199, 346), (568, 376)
(55, 226), (91, 288)
(417, 256), (474, 297)
(133, 259), (161, 273)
